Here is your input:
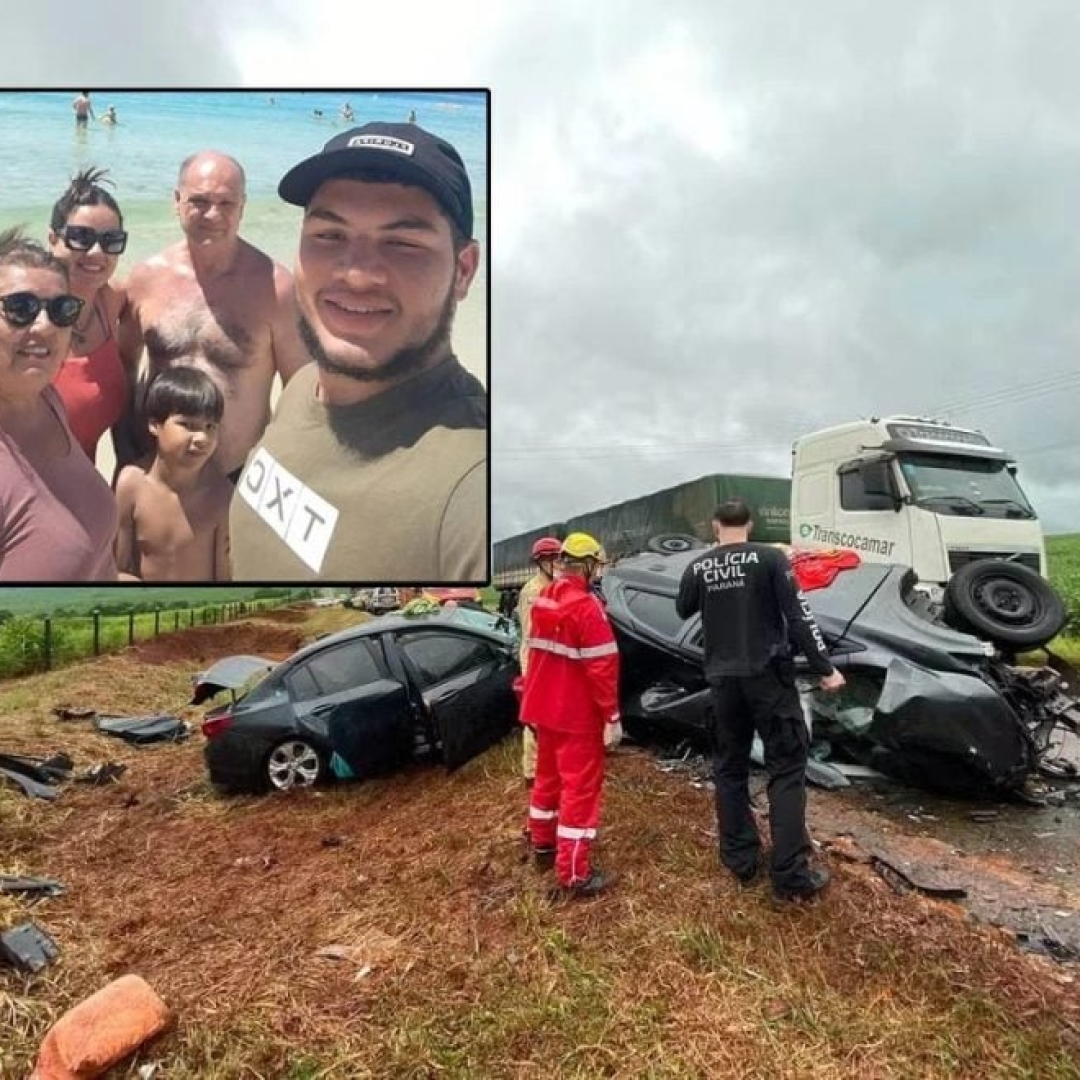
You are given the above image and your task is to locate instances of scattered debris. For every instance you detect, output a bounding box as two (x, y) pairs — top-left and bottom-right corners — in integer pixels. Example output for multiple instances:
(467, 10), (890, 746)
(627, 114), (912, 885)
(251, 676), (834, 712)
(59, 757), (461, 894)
(0, 875), (65, 899)
(969, 810), (1001, 823)
(0, 751), (73, 800)
(0, 765), (59, 800)
(316, 929), (402, 971)
(51, 705), (96, 721)
(75, 763), (128, 786)
(820, 835), (871, 864)
(95, 716), (189, 746)
(1015, 932), (1080, 964)
(1, 921), (60, 974)
(869, 851), (968, 900)
(29, 974), (171, 1080)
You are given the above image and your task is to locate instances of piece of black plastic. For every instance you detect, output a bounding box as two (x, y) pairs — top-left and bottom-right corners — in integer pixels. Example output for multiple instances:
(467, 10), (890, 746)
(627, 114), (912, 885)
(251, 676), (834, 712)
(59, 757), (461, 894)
(0, 875), (65, 898)
(95, 715), (189, 745)
(0, 921), (60, 973)
(0, 766), (59, 800)
(0, 751), (71, 784)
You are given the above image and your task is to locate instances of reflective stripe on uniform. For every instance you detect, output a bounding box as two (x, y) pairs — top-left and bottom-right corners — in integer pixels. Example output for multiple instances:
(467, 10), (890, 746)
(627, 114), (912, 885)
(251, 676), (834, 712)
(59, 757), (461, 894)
(527, 637), (619, 660)
(557, 824), (597, 841)
(529, 806), (557, 820)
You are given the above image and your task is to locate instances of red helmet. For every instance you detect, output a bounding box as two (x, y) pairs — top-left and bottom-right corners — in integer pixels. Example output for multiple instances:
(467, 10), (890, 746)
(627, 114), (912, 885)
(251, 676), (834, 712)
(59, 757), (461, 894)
(531, 536), (562, 561)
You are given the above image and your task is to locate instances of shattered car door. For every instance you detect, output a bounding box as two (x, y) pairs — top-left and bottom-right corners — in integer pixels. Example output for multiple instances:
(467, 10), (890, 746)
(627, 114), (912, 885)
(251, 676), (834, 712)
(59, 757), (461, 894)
(287, 638), (415, 779)
(394, 631), (518, 770)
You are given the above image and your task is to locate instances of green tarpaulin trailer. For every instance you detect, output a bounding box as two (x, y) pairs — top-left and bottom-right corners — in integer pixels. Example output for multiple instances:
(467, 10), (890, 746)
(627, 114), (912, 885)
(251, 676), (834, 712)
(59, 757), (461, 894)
(493, 473), (792, 587)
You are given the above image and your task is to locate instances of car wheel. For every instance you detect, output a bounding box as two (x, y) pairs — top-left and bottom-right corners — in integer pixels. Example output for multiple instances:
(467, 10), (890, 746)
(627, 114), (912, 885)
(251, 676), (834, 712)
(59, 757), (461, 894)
(944, 560), (1067, 649)
(265, 739), (324, 791)
(646, 533), (705, 555)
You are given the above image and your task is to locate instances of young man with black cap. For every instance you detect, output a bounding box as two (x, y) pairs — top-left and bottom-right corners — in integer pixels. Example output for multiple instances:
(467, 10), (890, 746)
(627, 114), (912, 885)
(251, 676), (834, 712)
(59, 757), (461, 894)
(229, 121), (486, 581)
(676, 497), (845, 902)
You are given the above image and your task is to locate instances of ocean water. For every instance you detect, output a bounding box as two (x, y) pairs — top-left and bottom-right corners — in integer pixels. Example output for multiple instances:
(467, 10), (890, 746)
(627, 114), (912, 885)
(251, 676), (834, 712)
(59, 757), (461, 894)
(0, 89), (488, 369)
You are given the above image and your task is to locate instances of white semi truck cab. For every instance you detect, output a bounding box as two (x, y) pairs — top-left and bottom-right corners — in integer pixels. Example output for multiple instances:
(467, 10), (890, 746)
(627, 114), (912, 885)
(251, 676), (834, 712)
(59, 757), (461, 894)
(790, 416), (1046, 589)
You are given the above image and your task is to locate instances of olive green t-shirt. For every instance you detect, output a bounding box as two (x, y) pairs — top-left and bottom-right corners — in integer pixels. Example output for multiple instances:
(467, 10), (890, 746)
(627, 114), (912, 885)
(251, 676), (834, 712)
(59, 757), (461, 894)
(229, 357), (487, 581)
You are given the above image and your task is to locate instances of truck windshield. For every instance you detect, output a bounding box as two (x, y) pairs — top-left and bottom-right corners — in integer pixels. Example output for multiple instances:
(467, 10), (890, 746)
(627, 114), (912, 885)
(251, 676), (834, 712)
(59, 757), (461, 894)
(898, 453), (1036, 519)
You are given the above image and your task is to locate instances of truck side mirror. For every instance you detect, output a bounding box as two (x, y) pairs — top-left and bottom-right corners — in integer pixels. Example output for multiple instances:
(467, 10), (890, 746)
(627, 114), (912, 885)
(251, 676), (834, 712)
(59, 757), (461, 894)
(858, 459), (901, 509)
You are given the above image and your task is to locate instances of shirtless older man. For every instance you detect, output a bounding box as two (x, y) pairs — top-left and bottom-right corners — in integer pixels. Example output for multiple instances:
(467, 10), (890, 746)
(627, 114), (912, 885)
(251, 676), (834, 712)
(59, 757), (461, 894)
(121, 151), (308, 479)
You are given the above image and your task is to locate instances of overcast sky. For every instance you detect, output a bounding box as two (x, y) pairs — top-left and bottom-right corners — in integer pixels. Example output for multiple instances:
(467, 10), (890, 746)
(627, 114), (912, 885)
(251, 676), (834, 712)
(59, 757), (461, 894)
(7, 0), (1080, 539)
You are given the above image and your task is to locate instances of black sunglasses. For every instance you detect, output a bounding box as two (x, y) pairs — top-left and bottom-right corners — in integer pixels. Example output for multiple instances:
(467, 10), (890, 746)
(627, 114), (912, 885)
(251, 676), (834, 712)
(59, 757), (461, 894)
(0, 292), (85, 329)
(60, 225), (128, 255)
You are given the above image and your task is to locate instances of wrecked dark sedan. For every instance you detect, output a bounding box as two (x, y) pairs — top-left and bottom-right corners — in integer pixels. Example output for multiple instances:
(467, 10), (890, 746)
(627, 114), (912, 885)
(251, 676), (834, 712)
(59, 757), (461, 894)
(602, 548), (1080, 797)
(197, 608), (519, 793)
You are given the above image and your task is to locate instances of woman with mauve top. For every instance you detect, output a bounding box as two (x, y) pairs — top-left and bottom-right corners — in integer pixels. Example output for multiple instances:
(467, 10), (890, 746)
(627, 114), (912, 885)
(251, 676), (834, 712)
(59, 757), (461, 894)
(47, 167), (140, 471)
(0, 228), (118, 581)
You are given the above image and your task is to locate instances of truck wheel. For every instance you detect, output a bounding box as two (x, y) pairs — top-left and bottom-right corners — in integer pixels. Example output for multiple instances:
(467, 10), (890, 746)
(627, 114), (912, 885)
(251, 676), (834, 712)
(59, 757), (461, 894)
(944, 560), (1067, 649)
(646, 533), (705, 555)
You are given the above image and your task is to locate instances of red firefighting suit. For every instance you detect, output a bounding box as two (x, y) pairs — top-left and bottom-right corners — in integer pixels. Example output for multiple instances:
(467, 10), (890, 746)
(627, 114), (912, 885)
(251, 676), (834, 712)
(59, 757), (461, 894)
(520, 575), (620, 887)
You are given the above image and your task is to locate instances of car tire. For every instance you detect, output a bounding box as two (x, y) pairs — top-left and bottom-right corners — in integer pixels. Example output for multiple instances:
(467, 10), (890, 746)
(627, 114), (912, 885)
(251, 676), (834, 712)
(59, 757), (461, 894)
(646, 533), (705, 555)
(944, 560), (1067, 650)
(264, 738), (325, 792)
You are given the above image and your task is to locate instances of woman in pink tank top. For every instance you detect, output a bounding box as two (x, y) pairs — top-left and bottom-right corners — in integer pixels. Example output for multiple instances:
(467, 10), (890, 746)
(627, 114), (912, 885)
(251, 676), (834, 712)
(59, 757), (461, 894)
(48, 168), (138, 470)
(0, 229), (119, 581)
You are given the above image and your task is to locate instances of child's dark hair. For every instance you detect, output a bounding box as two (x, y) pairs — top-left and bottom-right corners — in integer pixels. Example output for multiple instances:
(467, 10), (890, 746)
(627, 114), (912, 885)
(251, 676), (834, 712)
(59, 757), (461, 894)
(145, 366), (224, 425)
(50, 167), (124, 233)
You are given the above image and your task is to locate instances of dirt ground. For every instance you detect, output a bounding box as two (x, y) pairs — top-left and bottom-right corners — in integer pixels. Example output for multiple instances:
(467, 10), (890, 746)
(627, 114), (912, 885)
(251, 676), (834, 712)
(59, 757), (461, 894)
(2, 611), (1079, 1078)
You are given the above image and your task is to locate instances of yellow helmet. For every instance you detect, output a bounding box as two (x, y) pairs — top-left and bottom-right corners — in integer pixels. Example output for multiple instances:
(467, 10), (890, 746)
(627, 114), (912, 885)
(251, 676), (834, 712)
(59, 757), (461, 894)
(561, 532), (605, 561)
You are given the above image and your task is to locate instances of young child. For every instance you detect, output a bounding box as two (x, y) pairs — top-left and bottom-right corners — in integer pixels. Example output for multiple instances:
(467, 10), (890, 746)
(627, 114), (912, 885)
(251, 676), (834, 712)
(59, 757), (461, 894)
(114, 366), (232, 581)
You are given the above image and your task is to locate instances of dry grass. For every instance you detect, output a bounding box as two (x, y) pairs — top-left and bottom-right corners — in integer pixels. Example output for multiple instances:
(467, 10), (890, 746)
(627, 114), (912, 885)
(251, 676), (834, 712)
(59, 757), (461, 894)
(1, 612), (1079, 1078)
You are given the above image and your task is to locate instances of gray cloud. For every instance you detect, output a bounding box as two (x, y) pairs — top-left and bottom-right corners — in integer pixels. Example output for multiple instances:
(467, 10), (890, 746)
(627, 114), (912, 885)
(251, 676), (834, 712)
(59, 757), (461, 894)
(481, 0), (1080, 538)
(5, 1), (1077, 542)
(2, 1), (298, 83)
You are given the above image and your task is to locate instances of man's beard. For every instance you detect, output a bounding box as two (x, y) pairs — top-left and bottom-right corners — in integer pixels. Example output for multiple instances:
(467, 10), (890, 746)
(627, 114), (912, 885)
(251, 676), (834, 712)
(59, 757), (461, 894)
(298, 287), (456, 383)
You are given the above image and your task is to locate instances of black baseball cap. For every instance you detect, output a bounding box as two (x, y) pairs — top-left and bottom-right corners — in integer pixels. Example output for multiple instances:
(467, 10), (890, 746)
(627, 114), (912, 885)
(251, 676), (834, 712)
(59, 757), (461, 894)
(278, 121), (474, 238)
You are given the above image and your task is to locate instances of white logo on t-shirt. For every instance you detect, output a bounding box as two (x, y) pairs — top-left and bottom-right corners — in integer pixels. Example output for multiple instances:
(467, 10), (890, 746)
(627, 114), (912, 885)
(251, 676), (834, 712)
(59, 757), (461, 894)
(237, 447), (340, 573)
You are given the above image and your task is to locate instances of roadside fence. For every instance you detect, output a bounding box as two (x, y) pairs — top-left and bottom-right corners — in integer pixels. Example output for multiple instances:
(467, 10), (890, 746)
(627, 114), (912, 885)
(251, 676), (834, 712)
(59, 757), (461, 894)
(0, 599), (291, 680)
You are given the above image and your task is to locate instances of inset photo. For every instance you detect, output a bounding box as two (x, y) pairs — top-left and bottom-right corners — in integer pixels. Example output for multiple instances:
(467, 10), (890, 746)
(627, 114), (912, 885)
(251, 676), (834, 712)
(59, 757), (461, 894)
(0, 89), (489, 584)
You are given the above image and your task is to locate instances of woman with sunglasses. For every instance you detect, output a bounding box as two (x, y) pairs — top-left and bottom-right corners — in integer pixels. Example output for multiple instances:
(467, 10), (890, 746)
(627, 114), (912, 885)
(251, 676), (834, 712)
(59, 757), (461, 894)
(0, 228), (118, 580)
(47, 167), (136, 466)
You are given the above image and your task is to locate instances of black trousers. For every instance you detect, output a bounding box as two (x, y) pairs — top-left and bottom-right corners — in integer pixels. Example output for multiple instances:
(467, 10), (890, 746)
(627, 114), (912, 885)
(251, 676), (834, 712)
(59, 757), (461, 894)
(709, 666), (812, 891)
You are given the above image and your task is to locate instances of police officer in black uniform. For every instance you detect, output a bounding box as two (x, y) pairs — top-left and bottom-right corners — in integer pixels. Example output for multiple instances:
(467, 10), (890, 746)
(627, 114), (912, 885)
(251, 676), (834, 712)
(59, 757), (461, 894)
(676, 497), (845, 901)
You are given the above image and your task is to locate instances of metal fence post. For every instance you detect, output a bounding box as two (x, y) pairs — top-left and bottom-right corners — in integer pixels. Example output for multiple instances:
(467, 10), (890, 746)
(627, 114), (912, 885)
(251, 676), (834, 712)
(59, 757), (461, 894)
(93, 610), (101, 656)
(154, 606), (161, 636)
(43, 616), (52, 671)
(174, 611), (180, 631)
(128, 611), (135, 646)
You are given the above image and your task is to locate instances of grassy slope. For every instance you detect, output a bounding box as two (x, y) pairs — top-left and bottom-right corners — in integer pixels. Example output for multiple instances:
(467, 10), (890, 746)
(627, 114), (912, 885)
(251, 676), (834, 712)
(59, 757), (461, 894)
(0, 586), (297, 617)
(1047, 534), (1080, 637)
(1, 608), (1078, 1078)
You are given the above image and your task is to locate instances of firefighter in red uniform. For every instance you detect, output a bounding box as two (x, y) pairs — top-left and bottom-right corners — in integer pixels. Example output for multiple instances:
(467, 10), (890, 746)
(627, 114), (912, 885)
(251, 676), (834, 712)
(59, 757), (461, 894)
(521, 532), (622, 897)
(515, 536), (563, 784)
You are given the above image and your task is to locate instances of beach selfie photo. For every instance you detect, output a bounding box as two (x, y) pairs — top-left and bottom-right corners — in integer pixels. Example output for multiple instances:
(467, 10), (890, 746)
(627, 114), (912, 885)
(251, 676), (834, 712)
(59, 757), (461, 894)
(0, 89), (489, 584)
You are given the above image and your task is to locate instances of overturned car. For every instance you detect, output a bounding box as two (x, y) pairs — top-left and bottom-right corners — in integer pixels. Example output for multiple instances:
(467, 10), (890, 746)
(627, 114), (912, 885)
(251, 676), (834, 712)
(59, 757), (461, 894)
(602, 547), (1080, 796)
